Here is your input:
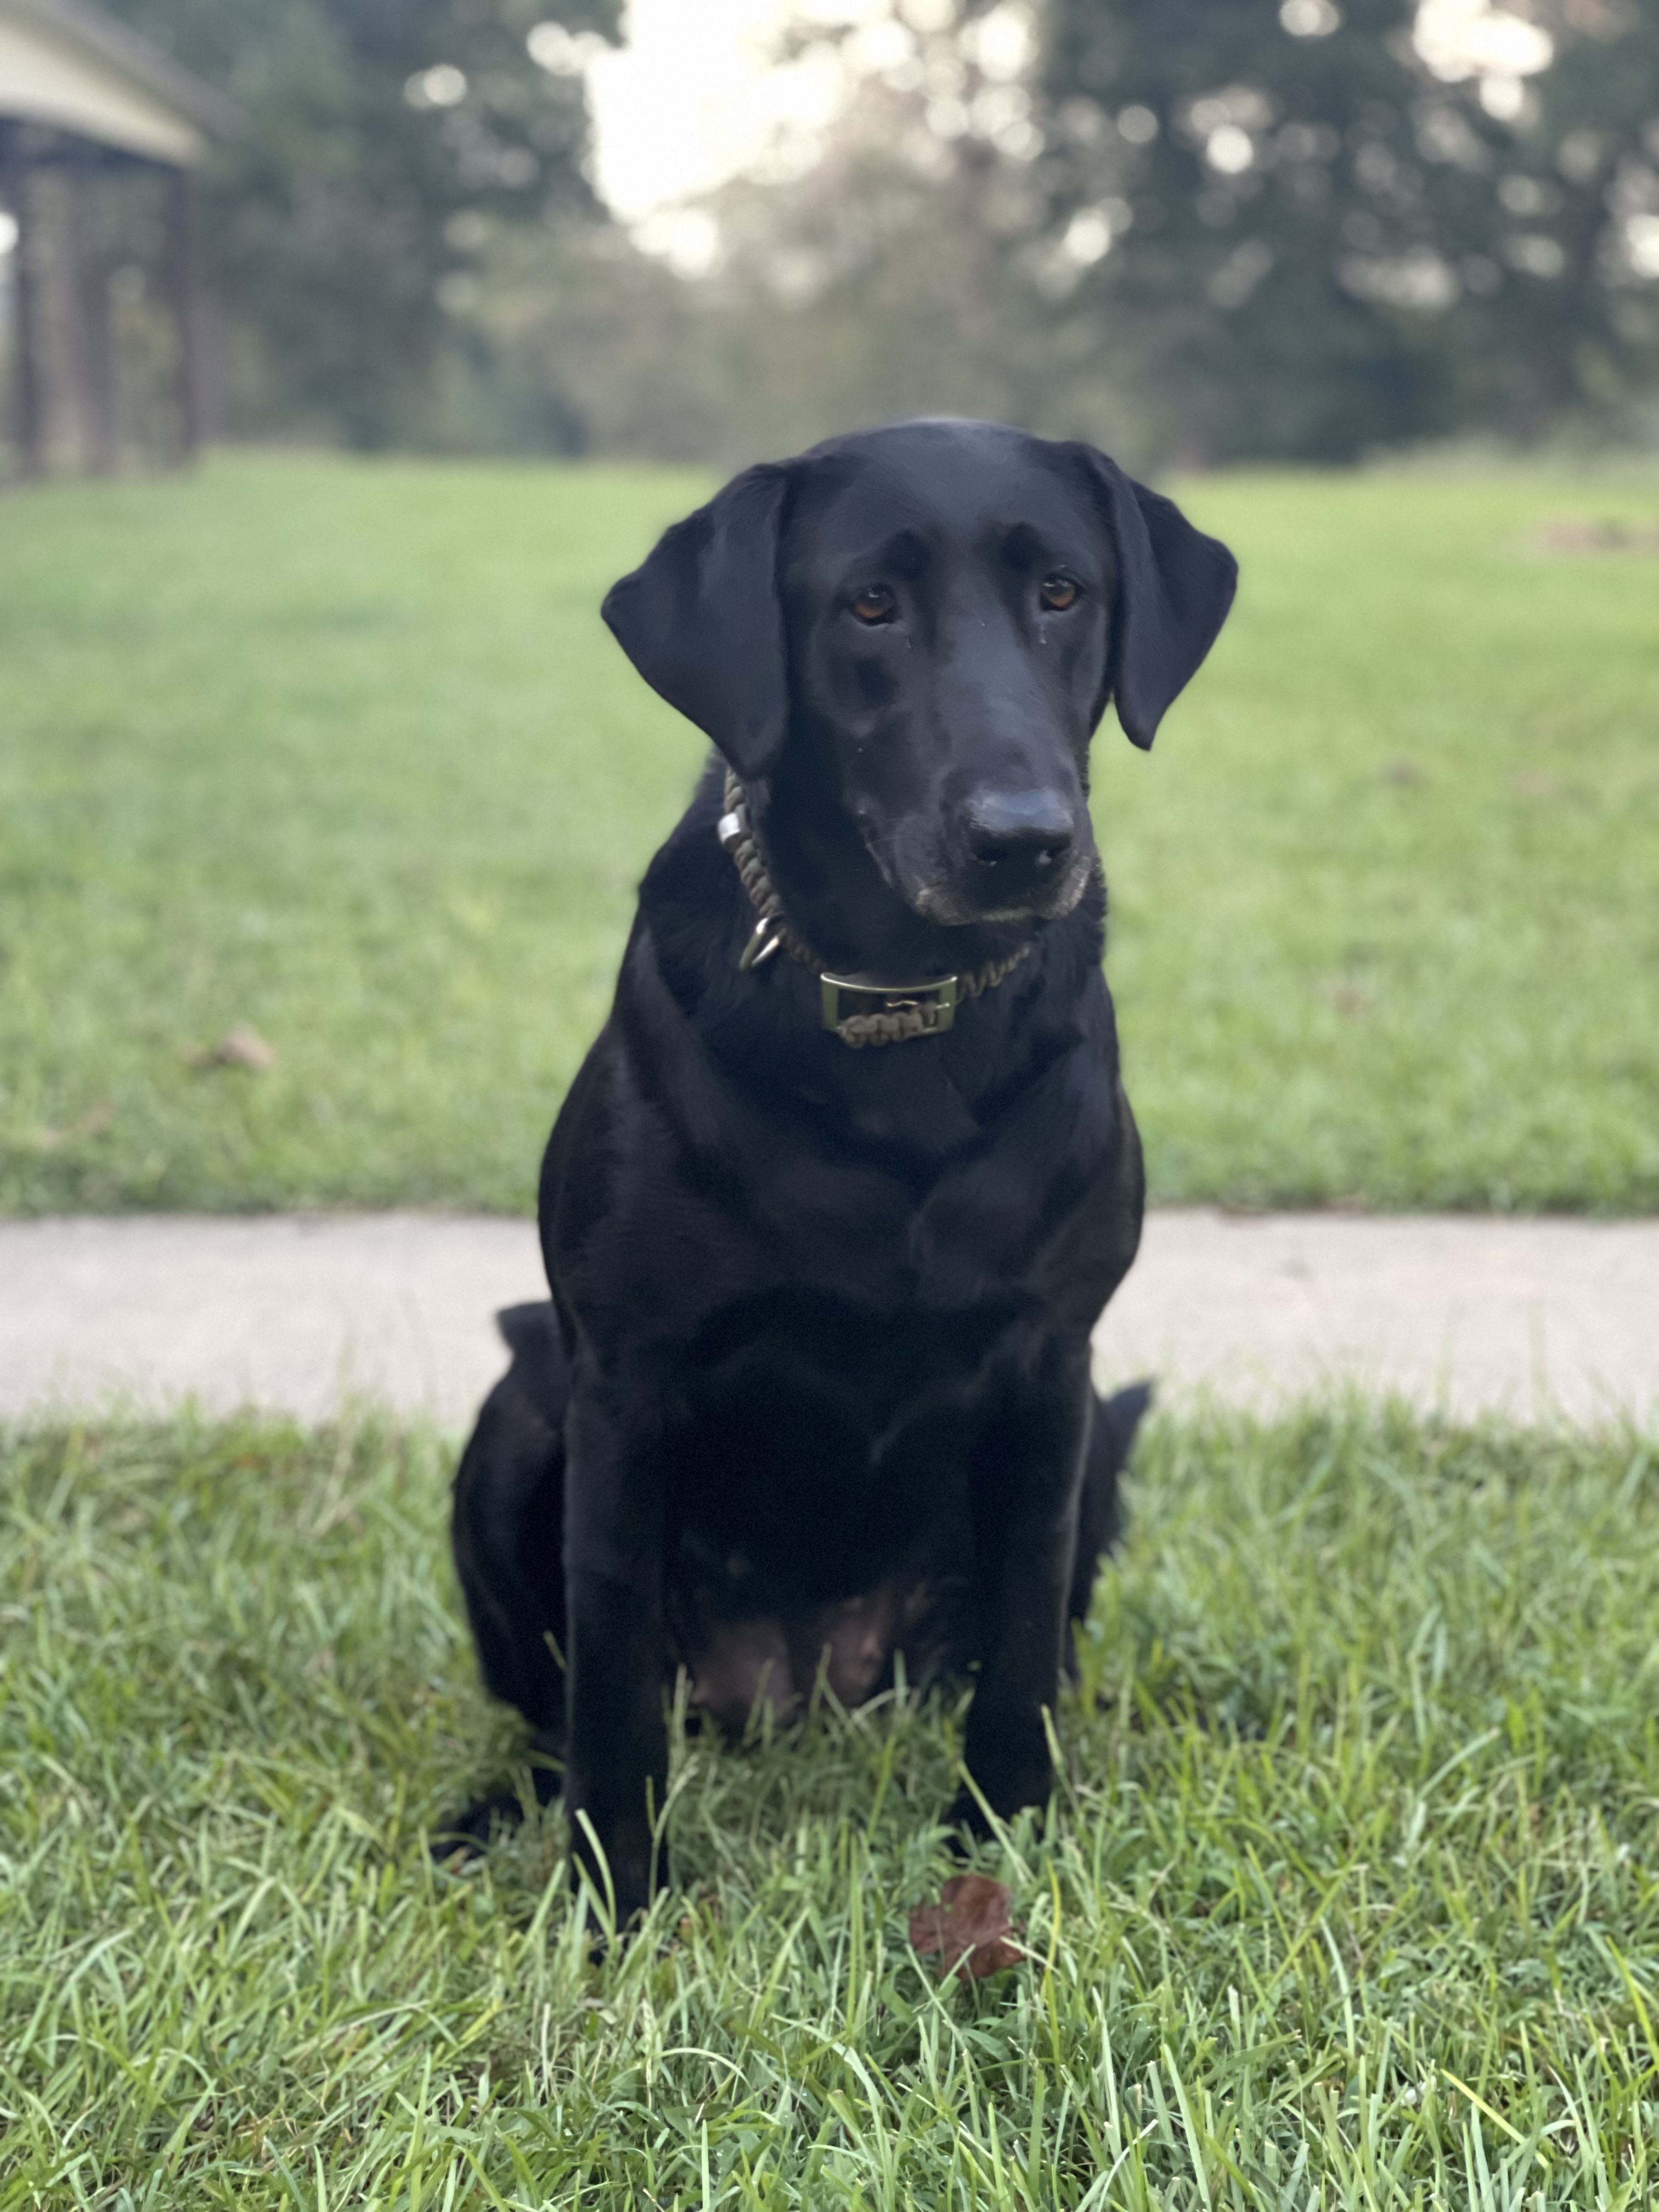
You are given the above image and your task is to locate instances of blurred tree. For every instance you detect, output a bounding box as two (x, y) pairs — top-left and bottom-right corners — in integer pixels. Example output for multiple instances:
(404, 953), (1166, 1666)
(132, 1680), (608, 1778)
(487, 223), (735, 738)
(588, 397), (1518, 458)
(478, 1), (1163, 467)
(1400, 0), (1659, 441)
(85, 0), (1659, 460)
(100, 0), (617, 447)
(1032, 0), (1659, 456)
(542, 0), (1655, 470)
(1031, 0), (1441, 460)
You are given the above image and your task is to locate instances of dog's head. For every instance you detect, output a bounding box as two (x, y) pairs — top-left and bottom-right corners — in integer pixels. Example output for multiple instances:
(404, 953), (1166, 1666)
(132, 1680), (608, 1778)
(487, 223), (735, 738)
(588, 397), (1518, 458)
(602, 419), (1237, 929)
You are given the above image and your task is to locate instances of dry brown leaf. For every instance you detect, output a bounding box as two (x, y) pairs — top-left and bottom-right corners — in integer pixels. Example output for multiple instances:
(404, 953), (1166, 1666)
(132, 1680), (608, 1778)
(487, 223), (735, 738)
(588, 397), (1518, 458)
(909, 1873), (1023, 1980)
(210, 1024), (278, 1073)
(1531, 516), (1659, 556)
(1511, 769), (1561, 802)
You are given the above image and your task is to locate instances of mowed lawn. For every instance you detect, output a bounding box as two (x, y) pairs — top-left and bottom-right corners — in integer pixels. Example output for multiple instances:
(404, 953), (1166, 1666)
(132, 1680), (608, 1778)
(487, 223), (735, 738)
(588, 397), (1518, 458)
(4, 1409), (1658, 2205)
(2, 453), (1656, 1215)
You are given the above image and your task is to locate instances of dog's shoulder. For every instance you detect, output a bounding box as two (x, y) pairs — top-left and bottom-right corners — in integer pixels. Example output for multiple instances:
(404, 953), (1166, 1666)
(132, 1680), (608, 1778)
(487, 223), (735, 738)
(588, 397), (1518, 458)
(634, 756), (740, 989)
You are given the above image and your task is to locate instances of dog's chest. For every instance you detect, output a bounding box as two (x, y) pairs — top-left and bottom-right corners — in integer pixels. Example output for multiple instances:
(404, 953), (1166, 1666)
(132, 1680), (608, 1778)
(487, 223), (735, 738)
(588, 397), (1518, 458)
(728, 1098), (1091, 1316)
(668, 1289), (991, 1595)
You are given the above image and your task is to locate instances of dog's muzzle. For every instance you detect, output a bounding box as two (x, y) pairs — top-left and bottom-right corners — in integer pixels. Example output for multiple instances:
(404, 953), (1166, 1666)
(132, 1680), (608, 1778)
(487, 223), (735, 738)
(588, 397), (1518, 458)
(718, 774), (1032, 1047)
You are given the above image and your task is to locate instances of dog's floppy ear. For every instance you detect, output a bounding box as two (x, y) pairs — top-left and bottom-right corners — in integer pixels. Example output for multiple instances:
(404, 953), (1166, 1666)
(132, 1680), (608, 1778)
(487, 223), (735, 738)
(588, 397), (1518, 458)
(601, 462), (791, 780)
(1070, 447), (1238, 751)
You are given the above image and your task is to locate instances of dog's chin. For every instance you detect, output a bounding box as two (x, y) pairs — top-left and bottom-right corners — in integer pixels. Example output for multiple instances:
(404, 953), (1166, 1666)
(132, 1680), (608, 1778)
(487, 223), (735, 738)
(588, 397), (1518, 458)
(904, 854), (1094, 931)
(858, 822), (1095, 933)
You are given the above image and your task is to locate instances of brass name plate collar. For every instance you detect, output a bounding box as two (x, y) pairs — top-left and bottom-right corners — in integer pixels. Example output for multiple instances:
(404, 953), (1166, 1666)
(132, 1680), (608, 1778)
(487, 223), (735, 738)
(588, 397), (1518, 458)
(717, 771), (1029, 1049)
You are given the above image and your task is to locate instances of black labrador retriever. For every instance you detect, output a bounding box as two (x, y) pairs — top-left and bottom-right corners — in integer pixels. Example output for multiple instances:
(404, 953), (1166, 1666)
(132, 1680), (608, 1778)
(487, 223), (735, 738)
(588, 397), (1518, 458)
(444, 419), (1237, 1922)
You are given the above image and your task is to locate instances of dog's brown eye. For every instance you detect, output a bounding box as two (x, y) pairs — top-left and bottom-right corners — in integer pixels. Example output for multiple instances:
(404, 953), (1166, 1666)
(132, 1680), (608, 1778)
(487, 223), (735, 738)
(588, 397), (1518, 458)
(850, 584), (896, 625)
(1040, 574), (1080, 612)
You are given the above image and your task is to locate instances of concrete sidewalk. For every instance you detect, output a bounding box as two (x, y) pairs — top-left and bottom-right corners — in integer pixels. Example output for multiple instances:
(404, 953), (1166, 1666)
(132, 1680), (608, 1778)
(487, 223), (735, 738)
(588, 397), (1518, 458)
(2, 1210), (1653, 1431)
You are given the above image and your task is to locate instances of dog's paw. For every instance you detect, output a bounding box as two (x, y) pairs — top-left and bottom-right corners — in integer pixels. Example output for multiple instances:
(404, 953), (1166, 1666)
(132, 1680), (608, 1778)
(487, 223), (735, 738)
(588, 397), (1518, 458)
(430, 1745), (564, 1865)
(945, 1785), (996, 1849)
(428, 1793), (514, 1866)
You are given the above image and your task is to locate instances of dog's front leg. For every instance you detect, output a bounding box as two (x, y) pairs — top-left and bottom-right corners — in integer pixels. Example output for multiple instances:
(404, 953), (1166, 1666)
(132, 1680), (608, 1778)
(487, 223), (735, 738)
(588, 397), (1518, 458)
(954, 1353), (1093, 1834)
(562, 1373), (669, 1928)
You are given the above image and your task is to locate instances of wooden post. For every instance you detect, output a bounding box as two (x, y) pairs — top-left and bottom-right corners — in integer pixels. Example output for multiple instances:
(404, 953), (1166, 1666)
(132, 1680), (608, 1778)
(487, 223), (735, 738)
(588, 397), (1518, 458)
(2, 131), (44, 481)
(70, 148), (117, 473)
(163, 165), (203, 464)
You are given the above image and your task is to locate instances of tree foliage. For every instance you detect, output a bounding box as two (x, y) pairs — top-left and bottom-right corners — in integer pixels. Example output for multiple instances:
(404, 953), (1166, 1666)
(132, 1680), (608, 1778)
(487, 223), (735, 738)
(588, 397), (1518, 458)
(1031, 0), (1659, 456)
(103, 0), (617, 447)
(524, 0), (1659, 467)
(88, 0), (1659, 460)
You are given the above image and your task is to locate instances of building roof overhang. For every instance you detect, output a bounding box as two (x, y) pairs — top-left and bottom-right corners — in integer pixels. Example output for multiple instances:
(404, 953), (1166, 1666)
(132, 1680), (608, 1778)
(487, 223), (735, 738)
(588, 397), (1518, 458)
(0, 0), (235, 167)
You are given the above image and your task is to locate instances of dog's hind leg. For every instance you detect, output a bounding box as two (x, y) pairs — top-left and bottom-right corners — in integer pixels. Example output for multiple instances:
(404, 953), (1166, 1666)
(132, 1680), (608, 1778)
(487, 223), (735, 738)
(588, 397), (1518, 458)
(436, 1304), (569, 1854)
(1065, 1380), (1153, 1663)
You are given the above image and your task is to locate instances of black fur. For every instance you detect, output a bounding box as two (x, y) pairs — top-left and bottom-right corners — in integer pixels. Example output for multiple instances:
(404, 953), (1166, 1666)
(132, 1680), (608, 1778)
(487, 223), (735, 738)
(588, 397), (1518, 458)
(441, 421), (1235, 1916)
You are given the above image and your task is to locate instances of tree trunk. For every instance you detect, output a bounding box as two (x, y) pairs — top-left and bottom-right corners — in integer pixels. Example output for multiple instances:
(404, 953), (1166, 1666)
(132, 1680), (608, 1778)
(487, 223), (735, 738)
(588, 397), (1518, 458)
(69, 149), (117, 473)
(163, 167), (204, 465)
(2, 132), (44, 481)
(1514, 168), (1615, 448)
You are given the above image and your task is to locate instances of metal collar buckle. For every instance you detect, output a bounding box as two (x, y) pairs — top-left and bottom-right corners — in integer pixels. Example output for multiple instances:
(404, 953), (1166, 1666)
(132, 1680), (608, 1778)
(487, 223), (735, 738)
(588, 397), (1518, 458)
(820, 971), (959, 1035)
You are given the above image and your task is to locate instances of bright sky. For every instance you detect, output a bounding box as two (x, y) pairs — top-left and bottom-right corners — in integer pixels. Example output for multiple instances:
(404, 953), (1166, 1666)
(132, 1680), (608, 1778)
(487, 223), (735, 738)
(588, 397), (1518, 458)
(572, 0), (1556, 226)
(586, 0), (842, 221)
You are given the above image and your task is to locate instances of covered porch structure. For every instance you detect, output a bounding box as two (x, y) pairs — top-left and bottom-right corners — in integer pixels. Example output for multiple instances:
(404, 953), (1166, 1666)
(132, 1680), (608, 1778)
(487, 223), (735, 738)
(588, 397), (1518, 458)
(0, 0), (233, 476)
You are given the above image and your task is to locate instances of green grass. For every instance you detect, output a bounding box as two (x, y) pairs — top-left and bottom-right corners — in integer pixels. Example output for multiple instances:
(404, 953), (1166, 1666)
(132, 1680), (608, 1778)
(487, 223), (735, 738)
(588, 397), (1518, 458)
(2, 454), (1656, 1215)
(4, 1408), (1659, 2206)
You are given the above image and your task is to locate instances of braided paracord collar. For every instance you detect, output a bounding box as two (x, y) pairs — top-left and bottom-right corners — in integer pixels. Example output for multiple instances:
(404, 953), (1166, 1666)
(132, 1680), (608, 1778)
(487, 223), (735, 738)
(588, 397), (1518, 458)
(715, 769), (1033, 1048)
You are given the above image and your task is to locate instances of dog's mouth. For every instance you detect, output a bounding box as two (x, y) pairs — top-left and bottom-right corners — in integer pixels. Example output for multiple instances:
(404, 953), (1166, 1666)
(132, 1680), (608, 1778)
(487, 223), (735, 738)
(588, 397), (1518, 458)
(864, 821), (1096, 932)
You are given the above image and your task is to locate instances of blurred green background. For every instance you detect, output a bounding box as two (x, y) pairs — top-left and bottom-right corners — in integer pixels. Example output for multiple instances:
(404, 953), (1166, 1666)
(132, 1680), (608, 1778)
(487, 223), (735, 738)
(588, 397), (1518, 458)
(3, 453), (1655, 1215)
(4, 0), (1657, 1217)
(11, 1), (1659, 471)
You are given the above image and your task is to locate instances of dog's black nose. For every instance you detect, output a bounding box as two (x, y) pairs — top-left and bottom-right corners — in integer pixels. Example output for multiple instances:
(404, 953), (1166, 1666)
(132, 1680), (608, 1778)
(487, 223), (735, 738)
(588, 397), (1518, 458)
(961, 789), (1076, 875)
